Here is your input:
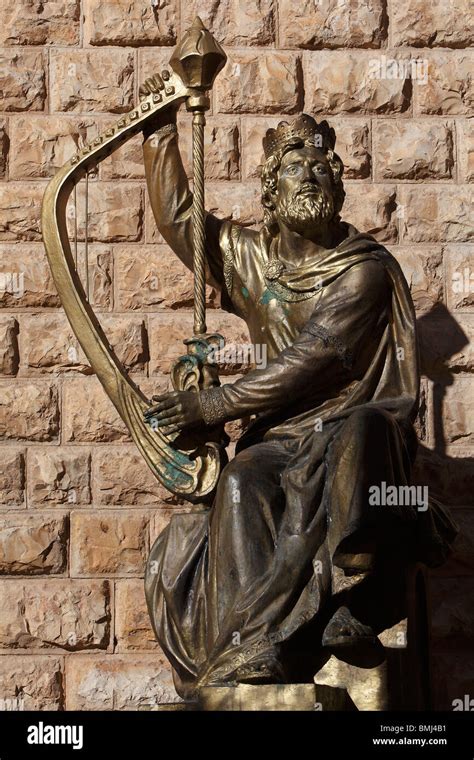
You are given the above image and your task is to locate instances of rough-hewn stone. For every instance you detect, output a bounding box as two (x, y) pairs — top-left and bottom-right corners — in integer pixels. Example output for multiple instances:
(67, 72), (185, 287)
(63, 377), (130, 443)
(66, 182), (143, 243)
(0, 51), (46, 111)
(458, 119), (474, 183)
(182, 1), (275, 46)
(0, 513), (68, 574)
(0, 2), (472, 716)
(70, 511), (149, 576)
(0, 382), (59, 441)
(392, 0), (474, 49)
(0, 1), (80, 46)
(10, 116), (97, 179)
(19, 313), (147, 374)
(0, 183), (45, 241)
(0, 656), (63, 710)
(28, 448), (91, 506)
(177, 116), (240, 181)
(50, 50), (135, 113)
(392, 245), (443, 313)
(0, 579), (111, 650)
(431, 650), (474, 710)
(84, 0), (177, 47)
(66, 654), (179, 709)
(0, 315), (18, 375)
(0, 449), (25, 506)
(0, 119), (8, 178)
(0, 245), (60, 308)
(115, 244), (218, 310)
(418, 312), (474, 375)
(399, 187), (473, 243)
(441, 378), (473, 448)
(115, 579), (161, 651)
(343, 184), (397, 242)
(444, 245), (474, 312)
(216, 52), (301, 114)
(304, 52), (412, 114)
(279, 0), (386, 49)
(374, 121), (454, 180)
(94, 445), (175, 505)
(416, 53), (474, 115)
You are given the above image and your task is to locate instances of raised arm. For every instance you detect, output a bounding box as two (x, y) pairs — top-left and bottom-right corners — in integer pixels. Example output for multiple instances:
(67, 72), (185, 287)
(141, 86), (227, 292)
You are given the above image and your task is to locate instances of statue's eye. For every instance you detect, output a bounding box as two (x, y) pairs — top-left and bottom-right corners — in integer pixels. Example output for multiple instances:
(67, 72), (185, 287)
(313, 164), (328, 175)
(284, 164), (301, 176)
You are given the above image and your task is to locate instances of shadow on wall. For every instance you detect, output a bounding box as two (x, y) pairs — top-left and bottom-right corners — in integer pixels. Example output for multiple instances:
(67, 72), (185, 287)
(414, 302), (473, 710)
(414, 302), (473, 507)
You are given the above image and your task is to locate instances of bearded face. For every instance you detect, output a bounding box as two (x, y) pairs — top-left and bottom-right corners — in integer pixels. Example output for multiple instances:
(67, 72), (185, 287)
(275, 181), (335, 234)
(266, 144), (339, 236)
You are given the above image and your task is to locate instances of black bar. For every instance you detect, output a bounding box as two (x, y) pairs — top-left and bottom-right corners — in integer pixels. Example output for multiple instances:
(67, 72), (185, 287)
(0, 710), (473, 758)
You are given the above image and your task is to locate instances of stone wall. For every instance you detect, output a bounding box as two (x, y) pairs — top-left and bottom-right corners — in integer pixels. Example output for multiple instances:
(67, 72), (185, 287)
(0, 1), (472, 710)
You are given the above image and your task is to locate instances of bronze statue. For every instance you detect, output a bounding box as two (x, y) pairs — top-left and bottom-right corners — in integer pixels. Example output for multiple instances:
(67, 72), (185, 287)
(42, 18), (456, 706)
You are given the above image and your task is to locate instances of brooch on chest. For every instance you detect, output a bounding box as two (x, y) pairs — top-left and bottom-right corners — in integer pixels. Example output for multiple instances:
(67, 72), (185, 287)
(263, 259), (321, 303)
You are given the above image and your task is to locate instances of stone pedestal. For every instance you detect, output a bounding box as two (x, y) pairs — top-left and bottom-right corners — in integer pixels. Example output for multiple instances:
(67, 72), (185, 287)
(314, 563), (431, 710)
(198, 683), (356, 711)
(199, 683), (317, 711)
(145, 564), (430, 711)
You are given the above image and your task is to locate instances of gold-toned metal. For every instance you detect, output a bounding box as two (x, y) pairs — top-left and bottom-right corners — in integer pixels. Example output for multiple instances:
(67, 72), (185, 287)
(41, 67), (223, 501)
(169, 16), (226, 92)
(141, 74), (458, 700)
(170, 16), (227, 337)
(84, 171), (89, 300)
(191, 111), (206, 335)
(186, 93), (210, 112)
(73, 184), (78, 268)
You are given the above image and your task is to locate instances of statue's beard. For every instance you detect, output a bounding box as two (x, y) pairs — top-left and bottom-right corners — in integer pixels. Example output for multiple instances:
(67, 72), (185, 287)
(275, 185), (335, 234)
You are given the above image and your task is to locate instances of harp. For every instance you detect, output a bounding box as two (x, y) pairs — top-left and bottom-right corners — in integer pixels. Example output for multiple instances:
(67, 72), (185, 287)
(41, 18), (228, 504)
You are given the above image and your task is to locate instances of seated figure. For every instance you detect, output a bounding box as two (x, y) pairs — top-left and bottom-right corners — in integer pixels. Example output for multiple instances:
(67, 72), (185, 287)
(140, 90), (455, 700)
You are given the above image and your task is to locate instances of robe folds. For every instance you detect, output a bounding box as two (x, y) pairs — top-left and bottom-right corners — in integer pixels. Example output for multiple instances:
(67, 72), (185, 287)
(143, 127), (457, 698)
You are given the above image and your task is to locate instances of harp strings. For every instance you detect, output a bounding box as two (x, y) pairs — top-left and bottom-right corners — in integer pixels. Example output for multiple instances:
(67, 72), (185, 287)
(73, 183), (78, 269)
(71, 173), (89, 301)
(84, 170), (90, 301)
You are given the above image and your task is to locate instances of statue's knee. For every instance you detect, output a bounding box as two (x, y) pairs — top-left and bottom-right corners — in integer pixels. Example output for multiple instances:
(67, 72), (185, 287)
(346, 406), (394, 436)
(218, 456), (249, 503)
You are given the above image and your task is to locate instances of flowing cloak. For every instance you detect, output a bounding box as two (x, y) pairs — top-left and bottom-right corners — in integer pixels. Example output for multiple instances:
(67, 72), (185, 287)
(142, 126), (457, 697)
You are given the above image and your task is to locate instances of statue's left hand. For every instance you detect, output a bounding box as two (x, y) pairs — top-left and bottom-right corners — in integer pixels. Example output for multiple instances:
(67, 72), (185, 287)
(144, 390), (204, 435)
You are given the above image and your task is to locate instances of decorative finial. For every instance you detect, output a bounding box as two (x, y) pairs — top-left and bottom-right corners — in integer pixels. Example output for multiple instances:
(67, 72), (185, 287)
(169, 16), (227, 91)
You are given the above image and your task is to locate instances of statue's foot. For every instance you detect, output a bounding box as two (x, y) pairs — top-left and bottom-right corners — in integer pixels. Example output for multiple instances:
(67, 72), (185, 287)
(322, 605), (377, 649)
(235, 654), (286, 685)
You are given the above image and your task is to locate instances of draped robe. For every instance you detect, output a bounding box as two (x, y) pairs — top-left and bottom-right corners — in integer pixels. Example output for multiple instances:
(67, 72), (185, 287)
(142, 127), (456, 698)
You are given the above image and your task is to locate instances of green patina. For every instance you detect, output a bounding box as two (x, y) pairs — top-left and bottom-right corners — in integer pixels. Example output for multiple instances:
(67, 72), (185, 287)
(259, 288), (281, 305)
(241, 286), (249, 299)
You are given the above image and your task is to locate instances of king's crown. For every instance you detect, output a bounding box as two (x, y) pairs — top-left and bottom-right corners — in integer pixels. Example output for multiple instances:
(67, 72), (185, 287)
(262, 114), (336, 160)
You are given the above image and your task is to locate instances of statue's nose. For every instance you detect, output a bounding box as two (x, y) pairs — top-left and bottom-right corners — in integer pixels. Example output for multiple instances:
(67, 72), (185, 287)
(300, 161), (317, 183)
